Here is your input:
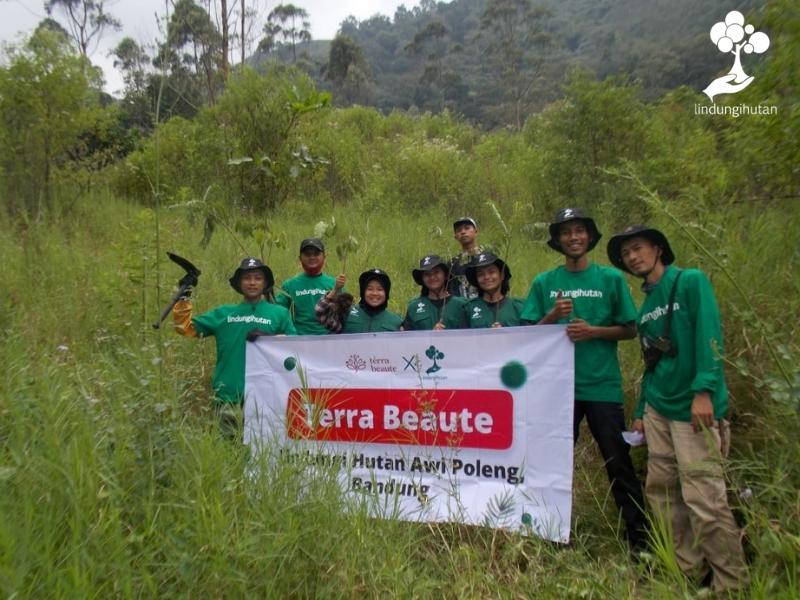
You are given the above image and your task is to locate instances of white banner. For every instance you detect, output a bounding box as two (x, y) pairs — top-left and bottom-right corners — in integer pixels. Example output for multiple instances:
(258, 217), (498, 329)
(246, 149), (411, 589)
(244, 326), (574, 542)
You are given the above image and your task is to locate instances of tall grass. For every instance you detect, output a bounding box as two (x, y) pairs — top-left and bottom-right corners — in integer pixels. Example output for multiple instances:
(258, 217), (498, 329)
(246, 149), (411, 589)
(0, 192), (797, 598)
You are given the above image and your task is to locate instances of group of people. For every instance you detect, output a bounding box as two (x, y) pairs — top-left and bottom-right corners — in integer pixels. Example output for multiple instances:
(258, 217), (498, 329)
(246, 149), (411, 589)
(172, 209), (748, 594)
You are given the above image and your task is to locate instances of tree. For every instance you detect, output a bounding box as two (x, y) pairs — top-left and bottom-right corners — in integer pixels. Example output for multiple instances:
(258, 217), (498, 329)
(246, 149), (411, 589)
(265, 4), (311, 63)
(257, 21), (281, 55)
(479, 0), (552, 129)
(0, 28), (103, 217)
(405, 21), (459, 112)
(236, 0), (261, 64)
(43, 0), (120, 57)
(323, 34), (371, 105)
(158, 0), (223, 106)
(112, 37), (148, 96)
(111, 37), (152, 132)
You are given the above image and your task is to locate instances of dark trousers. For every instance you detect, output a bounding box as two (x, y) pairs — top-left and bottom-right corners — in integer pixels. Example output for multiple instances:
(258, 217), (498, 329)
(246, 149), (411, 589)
(574, 400), (647, 548)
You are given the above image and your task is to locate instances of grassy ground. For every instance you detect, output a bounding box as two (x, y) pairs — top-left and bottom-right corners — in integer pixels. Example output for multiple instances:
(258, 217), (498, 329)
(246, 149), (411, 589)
(0, 192), (797, 598)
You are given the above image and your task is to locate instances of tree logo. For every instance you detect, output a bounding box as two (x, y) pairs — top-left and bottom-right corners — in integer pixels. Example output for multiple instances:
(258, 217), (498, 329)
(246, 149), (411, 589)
(424, 345), (445, 374)
(703, 11), (770, 103)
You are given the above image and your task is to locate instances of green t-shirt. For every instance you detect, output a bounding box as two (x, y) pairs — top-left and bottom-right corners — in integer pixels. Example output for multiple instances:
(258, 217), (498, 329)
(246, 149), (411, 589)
(276, 272), (336, 335)
(521, 263), (637, 403)
(343, 304), (403, 333)
(635, 266), (728, 422)
(193, 301), (296, 403)
(463, 296), (525, 328)
(403, 295), (467, 330)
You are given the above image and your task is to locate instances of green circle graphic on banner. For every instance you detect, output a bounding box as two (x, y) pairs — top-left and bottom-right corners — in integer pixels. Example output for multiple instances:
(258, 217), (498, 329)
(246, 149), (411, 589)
(500, 361), (527, 389)
(283, 357), (296, 371)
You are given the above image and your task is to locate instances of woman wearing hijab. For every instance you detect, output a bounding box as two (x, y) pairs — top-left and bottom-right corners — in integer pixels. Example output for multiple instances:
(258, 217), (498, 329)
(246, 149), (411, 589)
(316, 268), (402, 333)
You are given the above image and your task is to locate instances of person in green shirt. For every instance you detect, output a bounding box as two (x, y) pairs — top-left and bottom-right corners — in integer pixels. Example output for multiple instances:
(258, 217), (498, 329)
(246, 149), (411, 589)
(173, 257), (296, 436)
(462, 252), (524, 328)
(607, 225), (747, 593)
(316, 268), (403, 333)
(403, 254), (467, 330)
(521, 207), (646, 551)
(276, 237), (340, 335)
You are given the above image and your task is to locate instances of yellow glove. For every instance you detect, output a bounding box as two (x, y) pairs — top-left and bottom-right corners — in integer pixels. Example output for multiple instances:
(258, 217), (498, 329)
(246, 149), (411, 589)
(173, 299), (198, 338)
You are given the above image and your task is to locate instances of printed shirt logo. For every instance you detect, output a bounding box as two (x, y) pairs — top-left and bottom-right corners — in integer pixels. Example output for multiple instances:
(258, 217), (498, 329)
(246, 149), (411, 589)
(640, 302), (681, 324)
(295, 288), (328, 297)
(703, 11), (770, 102)
(227, 315), (271, 325)
(549, 289), (603, 299)
(416, 301), (427, 313)
(471, 306), (482, 319)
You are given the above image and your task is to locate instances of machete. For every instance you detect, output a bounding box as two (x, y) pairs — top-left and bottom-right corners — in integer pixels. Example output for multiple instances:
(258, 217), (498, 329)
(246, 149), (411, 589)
(152, 252), (202, 329)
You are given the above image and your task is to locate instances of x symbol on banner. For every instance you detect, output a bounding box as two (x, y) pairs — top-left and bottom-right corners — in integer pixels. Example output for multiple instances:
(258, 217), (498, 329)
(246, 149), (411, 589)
(403, 355), (419, 371)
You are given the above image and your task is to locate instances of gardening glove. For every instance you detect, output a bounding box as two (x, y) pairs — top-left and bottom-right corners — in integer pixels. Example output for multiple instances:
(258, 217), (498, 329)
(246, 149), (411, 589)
(173, 299), (197, 337)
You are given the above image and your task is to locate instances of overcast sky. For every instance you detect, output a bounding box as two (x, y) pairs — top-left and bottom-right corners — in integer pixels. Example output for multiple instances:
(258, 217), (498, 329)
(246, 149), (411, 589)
(0, 0), (423, 95)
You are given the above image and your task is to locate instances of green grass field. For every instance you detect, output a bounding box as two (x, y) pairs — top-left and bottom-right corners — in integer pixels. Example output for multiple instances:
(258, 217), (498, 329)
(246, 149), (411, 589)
(0, 190), (797, 598)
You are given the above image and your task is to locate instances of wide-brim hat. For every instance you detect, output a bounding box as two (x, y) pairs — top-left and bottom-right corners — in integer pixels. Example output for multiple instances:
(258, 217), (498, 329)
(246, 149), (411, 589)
(465, 252), (511, 289)
(606, 225), (675, 273)
(412, 255), (449, 286)
(229, 257), (275, 293)
(547, 207), (602, 254)
(359, 268), (392, 299)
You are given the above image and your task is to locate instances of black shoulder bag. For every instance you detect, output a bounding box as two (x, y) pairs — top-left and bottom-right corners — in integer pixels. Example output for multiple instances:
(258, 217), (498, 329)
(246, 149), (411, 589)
(641, 270), (683, 372)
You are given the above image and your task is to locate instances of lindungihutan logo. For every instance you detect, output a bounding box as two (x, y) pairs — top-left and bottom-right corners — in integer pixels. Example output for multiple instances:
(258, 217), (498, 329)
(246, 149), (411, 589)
(703, 11), (770, 103)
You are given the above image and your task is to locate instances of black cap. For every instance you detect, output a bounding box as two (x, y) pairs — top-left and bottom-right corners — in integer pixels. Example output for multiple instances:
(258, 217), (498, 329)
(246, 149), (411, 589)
(412, 255), (449, 286)
(606, 225), (675, 273)
(547, 208), (602, 254)
(299, 237), (325, 252)
(453, 217), (478, 230)
(358, 268), (392, 300)
(464, 252), (511, 290)
(229, 257), (275, 293)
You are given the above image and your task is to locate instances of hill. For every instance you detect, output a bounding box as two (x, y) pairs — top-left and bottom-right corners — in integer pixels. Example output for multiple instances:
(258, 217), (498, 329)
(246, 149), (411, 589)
(254, 0), (764, 127)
